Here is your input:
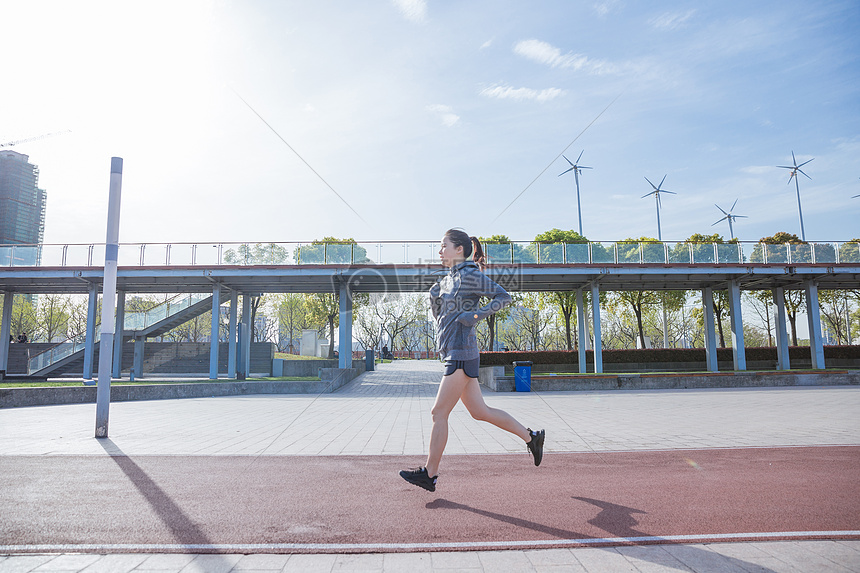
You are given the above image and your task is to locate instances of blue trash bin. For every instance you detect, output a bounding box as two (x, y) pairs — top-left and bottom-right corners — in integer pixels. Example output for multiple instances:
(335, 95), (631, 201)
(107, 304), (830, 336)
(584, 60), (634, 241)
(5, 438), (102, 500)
(512, 361), (533, 392)
(365, 349), (375, 372)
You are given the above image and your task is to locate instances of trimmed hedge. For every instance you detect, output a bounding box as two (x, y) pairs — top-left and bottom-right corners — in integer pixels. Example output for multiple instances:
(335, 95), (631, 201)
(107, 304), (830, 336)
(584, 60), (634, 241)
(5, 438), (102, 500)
(480, 345), (860, 366)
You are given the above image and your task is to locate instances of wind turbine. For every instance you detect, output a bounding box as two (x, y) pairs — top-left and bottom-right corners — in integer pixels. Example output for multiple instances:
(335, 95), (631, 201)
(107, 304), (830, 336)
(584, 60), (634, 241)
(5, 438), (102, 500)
(712, 199), (747, 240)
(642, 175), (675, 241)
(558, 150), (592, 236)
(642, 175), (676, 350)
(853, 177), (859, 199)
(777, 151), (813, 241)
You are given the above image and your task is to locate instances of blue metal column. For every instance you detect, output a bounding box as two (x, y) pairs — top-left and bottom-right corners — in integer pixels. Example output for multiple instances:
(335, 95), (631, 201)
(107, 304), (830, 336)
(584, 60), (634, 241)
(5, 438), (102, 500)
(112, 290), (125, 378)
(82, 283), (98, 379)
(209, 285), (221, 379)
(338, 281), (353, 369)
(0, 292), (12, 376)
(241, 294), (251, 377)
(133, 337), (145, 379)
(591, 283), (603, 374)
(772, 287), (790, 370)
(702, 288), (718, 372)
(576, 288), (587, 373)
(805, 281), (825, 369)
(228, 290), (238, 378)
(728, 280), (746, 371)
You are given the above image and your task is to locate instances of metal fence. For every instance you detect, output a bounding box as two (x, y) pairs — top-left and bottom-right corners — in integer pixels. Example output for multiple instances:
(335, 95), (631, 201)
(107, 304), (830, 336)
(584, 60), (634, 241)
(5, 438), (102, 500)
(1, 240), (859, 267)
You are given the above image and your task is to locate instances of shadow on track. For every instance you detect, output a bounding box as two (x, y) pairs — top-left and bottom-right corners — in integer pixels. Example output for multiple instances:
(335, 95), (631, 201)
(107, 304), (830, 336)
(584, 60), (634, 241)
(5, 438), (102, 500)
(426, 496), (776, 572)
(97, 439), (233, 565)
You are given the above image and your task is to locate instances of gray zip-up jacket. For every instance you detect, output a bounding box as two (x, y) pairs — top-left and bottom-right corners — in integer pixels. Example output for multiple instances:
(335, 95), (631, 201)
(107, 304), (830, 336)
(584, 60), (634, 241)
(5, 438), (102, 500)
(429, 261), (512, 361)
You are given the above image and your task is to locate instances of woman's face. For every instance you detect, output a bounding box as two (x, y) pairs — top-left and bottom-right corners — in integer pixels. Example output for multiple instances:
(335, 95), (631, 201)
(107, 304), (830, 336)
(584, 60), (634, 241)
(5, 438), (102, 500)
(439, 236), (464, 268)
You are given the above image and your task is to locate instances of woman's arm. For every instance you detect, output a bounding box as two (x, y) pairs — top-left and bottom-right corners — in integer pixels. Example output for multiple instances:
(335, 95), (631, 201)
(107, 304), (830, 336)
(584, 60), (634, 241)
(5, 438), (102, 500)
(456, 270), (511, 327)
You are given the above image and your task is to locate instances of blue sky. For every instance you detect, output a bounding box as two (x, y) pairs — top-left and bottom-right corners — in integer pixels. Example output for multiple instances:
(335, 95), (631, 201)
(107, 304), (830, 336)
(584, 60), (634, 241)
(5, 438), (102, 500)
(2, 0), (858, 245)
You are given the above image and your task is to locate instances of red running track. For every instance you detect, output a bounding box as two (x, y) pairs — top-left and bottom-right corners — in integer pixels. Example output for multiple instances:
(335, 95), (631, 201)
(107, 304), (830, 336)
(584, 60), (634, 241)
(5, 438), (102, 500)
(0, 446), (858, 553)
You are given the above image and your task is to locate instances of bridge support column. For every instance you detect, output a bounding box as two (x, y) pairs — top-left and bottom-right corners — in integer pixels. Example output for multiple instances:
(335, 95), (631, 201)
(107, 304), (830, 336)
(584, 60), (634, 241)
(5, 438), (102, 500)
(228, 290), (238, 378)
(805, 281), (825, 369)
(576, 288), (587, 373)
(133, 336), (145, 379)
(240, 294), (251, 378)
(83, 283), (98, 379)
(728, 280), (746, 371)
(591, 283), (603, 374)
(702, 287), (718, 372)
(0, 292), (12, 377)
(338, 282), (353, 369)
(209, 285), (221, 379)
(773, 287), (790, 370)
(112, 291), (125, 378)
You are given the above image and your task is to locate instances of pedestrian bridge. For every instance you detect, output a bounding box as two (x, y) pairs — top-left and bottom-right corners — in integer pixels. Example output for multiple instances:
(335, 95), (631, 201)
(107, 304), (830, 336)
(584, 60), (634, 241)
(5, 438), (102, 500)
(1, 240), (858, 380)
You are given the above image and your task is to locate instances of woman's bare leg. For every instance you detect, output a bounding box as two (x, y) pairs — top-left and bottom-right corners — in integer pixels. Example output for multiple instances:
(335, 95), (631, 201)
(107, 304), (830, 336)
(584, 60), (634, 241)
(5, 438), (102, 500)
(424, 370), (470, 476)
(460, 377), (531, 441)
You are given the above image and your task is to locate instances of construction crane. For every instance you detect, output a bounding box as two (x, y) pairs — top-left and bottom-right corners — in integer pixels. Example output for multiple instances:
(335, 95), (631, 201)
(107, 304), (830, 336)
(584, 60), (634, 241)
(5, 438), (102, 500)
(1, 130), (71, 148)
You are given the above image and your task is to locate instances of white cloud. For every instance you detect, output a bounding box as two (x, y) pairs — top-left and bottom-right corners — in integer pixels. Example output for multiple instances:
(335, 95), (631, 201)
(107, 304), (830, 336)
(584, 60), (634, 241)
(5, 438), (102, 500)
(480, 84), (564, 102)
(480, 38), (493, 50)
(650, 10), (695, 30)
(391, 0), (426, 22)
(514, 39), (590, 70)
(426, 104), (460, 127)
(593, 0), (622, 17)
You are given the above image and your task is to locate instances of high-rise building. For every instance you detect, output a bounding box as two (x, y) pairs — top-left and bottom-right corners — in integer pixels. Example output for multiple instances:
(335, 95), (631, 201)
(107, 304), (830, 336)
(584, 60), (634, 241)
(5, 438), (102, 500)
(0, 150), (47, 246)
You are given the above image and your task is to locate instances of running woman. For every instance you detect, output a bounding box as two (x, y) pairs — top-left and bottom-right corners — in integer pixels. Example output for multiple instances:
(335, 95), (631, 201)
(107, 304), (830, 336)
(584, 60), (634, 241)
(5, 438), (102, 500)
(399, 229), (545, 492)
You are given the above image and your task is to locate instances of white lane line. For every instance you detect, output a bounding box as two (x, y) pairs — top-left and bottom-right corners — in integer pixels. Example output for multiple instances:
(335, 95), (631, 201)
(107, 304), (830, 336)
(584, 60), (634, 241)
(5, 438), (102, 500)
(2, 530), (858, 553)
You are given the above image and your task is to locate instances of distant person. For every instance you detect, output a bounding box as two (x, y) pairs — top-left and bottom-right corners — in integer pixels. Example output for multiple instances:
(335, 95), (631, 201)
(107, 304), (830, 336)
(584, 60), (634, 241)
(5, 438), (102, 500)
(381, 346), (394, 360)
(399, 229), (545, 492)
(17, 332), (28, 343)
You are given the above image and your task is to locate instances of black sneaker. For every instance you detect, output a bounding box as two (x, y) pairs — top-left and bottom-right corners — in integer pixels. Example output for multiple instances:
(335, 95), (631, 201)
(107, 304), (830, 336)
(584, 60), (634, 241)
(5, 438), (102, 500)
(399, 467), (437, 492)
(526, 428), (545, 466)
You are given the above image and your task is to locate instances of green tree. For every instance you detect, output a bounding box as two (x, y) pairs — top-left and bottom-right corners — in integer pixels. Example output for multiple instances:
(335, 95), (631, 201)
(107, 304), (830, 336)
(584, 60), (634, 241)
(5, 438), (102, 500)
(532, 229), (588, 350)
(275, 293), (310, 353)
(0, 294), (37, 342)
(293, 237), (371, 264)
(608, 237), (686, 348)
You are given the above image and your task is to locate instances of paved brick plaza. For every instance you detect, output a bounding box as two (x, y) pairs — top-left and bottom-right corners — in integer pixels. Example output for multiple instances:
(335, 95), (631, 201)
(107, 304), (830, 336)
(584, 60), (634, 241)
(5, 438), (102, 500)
(1, 360), (858, 572)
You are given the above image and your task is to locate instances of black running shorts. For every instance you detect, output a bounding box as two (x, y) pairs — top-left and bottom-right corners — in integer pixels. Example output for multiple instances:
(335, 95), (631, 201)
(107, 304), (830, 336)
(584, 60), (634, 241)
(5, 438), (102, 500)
(443, 358), (480, 379)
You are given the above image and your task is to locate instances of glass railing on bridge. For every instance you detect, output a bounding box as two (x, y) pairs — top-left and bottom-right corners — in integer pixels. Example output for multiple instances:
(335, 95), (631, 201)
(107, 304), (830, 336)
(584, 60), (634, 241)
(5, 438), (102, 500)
(3, 240), (860, 268)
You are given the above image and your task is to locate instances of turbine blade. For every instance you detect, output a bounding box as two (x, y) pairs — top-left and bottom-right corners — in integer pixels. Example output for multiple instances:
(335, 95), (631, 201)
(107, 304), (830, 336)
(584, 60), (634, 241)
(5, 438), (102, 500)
(797, 157), (814, 168)
(852, 194), (860, 198)
(558, 167), (575, 176)
(662, 189), (676, 195)
(715, 204), (729, 216)
(797, 168), (812, 180)
(791, 150), (797, 166)
(776, 166), (793, 169)
(733, 215), (748, 219)
(576, 150), (584, 164)
(658, 174), (667, 189)
(562, 155), (574, 166)
(641, 191), (656, 198)
(730, 198), (738, 212)
(580, 165), (593, 170)
(644, 176), (657, 190)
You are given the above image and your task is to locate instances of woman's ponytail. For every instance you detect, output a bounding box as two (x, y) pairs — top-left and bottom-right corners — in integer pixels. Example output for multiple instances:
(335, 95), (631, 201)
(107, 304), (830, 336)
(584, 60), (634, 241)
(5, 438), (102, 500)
(470, 236), (486, 270)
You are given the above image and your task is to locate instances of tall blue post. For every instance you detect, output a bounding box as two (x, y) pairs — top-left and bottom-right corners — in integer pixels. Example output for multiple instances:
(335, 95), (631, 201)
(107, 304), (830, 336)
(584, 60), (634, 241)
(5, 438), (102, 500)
(702, 287), (718, 372)
(338, 281), (353, 369)
(728, 280), (746, 371)
(112, 290), (125, 378)
(228, 290), (238, 378)
(82, 283), (98, 379)
(96, 157), (123, 438)
(0, 292), (12, 377)
(773, 287), (790, 370)
(241, 294), (251, 378)
(209, 285), (221, 379)
(805, 281), (825, 369)
(576, 288), (587, 373)
(591, 282), (603, 374)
